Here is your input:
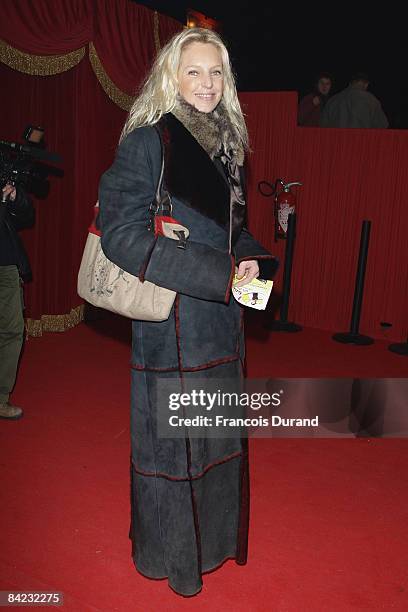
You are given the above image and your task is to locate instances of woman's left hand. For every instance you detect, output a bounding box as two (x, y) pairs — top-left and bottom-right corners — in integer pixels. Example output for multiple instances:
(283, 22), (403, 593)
(235, 260), (259, 287)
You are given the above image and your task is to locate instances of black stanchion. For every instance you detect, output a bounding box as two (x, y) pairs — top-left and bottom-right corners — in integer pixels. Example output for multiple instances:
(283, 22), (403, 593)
(267, 212), (302, 332)
(389, 335), (408, 356)
(333, 220), (374, 345)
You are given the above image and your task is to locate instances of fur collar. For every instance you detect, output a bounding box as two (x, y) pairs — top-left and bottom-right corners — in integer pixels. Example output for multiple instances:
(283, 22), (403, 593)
(159, 112), (231, 228)
(171, 97), (245, 166)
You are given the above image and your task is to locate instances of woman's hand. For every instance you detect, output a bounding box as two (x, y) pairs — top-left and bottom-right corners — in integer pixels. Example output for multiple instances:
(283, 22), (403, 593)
(235, 259), (259, 287)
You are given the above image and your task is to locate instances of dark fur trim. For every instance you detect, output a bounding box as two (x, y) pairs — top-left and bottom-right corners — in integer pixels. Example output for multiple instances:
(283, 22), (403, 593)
(159, 113), (231, 228)
(172, 97), (245, 165)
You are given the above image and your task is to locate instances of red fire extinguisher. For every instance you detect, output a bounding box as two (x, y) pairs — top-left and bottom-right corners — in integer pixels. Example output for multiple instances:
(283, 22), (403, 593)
(274, 179), (302, 241)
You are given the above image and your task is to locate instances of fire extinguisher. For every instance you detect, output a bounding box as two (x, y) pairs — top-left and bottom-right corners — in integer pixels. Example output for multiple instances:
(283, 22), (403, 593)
(273, 179), (302, 241)
(258, 177), (302, 241)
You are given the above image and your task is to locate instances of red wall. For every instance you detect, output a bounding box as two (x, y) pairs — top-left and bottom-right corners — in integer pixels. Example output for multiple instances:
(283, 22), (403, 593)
(240, 92), (408, 342)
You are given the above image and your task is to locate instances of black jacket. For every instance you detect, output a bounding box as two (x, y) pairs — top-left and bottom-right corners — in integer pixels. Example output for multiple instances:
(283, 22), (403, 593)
(98, 114), (278, 371)
(0, 188), (34, 281)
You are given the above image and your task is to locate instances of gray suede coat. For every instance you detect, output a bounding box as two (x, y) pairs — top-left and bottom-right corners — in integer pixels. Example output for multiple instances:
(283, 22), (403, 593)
(98, 111), (277, 596)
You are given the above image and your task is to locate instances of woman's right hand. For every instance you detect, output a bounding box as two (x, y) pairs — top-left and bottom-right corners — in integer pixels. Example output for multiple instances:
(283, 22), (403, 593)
(234, 260), (259, 287)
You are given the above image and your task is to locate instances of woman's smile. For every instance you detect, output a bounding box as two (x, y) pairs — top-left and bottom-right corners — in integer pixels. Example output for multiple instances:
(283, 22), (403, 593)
(178, 42), (224, 112)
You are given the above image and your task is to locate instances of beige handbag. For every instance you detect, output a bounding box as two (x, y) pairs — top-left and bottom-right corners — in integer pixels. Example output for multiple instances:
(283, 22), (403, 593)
(77, 136), (188, 321)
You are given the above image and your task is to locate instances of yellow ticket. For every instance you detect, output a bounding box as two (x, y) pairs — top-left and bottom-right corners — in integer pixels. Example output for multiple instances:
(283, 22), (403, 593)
(232, 276), (273, 310)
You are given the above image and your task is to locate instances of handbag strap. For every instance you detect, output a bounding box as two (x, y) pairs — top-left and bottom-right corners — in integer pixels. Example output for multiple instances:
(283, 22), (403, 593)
(148, 127), (171, 229)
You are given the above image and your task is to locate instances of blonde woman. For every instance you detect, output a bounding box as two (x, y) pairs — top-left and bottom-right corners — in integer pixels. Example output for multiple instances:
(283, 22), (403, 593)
(98, 27), (277, 597)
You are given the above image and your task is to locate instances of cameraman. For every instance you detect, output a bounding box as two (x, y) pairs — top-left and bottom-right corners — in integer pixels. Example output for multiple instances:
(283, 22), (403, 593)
(0, 183), (34, 419)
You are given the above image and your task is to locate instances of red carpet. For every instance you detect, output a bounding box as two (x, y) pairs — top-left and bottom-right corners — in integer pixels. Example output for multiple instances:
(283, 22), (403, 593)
(244, 310), (408, 377)
(1, 318), (408, 611)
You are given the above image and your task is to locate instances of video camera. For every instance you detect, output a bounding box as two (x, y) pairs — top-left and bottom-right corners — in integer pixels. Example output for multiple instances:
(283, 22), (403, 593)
(0, 125), (63, 198)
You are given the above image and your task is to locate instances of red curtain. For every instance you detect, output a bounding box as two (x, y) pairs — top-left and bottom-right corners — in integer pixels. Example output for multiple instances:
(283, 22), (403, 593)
(94, 2), (155, 94)
(0, 0), (180, 92)
(0, 59), (126, 321)
(1, 0), (92, 53)
(92, 0), (182, 96)
(241, 92), (408, 342)
(0, 1), (181, 331)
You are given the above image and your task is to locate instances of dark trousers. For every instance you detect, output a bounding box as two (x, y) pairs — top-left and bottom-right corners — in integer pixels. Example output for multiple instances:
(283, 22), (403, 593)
(0, 265), (24, 403)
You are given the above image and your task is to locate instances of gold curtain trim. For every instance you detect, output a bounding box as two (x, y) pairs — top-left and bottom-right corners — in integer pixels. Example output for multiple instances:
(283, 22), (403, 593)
(89, 42), (134, 112)
(0, 39), (85, 75)
(25, 305), (84, 337)
(153, 11), (161, 52)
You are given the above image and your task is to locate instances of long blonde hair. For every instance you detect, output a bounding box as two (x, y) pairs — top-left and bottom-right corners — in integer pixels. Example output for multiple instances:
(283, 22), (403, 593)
(120, 27), (248, 149)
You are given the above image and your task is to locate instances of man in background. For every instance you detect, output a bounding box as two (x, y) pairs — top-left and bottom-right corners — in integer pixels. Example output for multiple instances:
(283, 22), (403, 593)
(0, 183), (34, 419)
(320, 72), (389, 128)
(298, 72), (333, 126)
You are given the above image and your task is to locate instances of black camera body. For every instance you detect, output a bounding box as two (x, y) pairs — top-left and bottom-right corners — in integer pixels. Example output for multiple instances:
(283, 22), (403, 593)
(0, 126), (63, 198)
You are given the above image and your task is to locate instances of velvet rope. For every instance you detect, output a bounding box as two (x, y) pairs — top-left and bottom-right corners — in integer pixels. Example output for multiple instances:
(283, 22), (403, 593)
(0, 39), (85, 75)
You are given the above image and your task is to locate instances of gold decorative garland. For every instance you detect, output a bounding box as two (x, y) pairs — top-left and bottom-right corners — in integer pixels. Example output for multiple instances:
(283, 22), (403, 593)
(89, 42), (134, 112)
(1, 10), (163, 104)
(25, 305), (85, 337)
(0, 39), (85, 75)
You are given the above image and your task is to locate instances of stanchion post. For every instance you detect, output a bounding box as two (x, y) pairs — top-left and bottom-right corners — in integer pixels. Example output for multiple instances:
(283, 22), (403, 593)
(333, 220), (374, 345)
(266, 212), (302, 332)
